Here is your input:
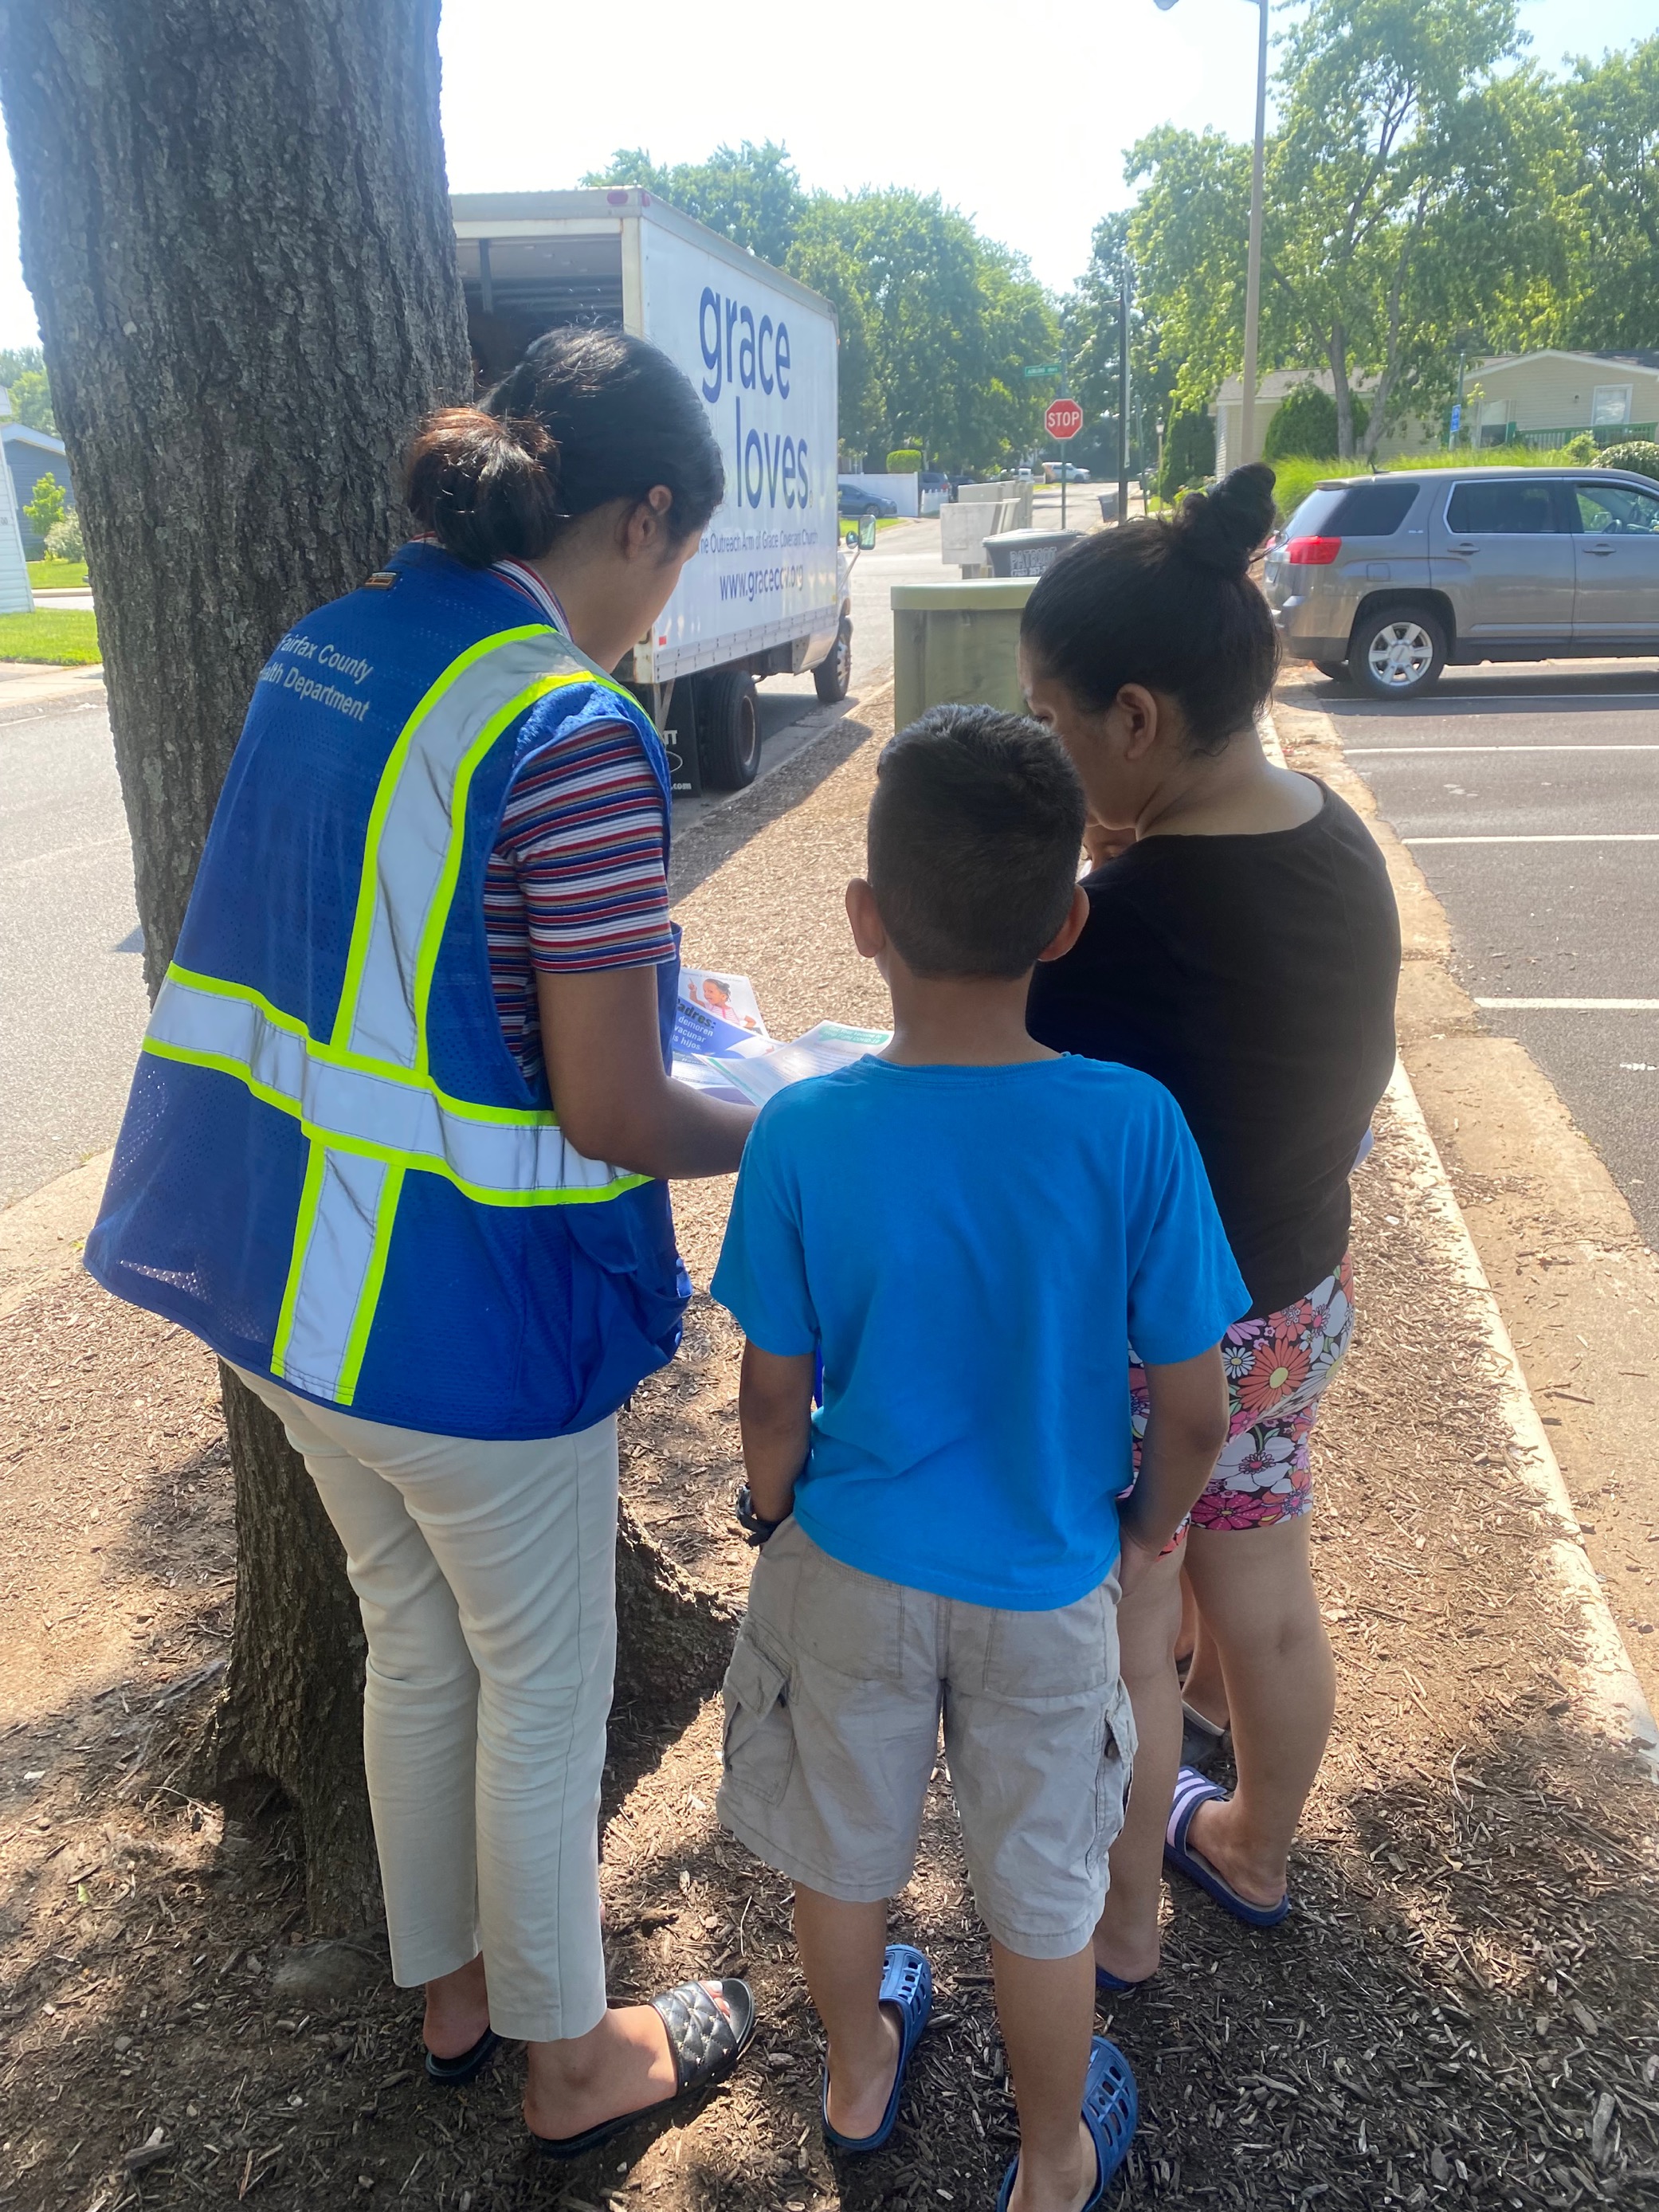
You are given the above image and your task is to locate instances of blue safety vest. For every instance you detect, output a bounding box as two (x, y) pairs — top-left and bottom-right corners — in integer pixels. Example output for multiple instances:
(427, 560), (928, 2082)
(86, 543), (690, 1439)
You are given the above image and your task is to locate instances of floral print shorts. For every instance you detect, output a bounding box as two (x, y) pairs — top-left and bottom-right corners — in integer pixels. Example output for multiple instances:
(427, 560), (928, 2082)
(1128, 1253), (1355, 1536)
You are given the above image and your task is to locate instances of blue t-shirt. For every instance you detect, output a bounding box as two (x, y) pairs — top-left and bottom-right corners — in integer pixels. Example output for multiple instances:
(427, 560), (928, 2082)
(712, 1053), (1249, 1610)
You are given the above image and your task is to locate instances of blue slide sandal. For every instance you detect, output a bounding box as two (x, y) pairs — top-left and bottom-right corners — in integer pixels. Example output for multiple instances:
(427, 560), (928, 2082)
(996, 2036), (1138, 2212)
(1163, 1767), (1290, 1929)
(822, 1943), (932, 2155)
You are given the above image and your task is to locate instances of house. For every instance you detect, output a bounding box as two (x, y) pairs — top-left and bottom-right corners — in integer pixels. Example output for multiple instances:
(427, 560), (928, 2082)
(0, 396), (33, 613)
(1210, 350), (1659, 473)
(1457, 350), (1659, 448)
(1210, 367), (1433, 473)
(2, 414), (73, 558)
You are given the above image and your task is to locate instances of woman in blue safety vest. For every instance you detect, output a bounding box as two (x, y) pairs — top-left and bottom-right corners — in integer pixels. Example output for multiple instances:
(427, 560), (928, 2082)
(87, 328), (761, 2155)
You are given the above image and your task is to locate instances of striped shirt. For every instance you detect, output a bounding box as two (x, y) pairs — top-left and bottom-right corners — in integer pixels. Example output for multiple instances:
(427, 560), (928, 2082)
(482, 557), (673, 1084)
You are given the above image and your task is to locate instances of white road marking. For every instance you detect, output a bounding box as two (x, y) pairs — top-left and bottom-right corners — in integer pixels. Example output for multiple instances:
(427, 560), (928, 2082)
(1475, 998), (1659, 1011)
(1347, 744), (1659, 755)
(1406, 833), (1659, 845)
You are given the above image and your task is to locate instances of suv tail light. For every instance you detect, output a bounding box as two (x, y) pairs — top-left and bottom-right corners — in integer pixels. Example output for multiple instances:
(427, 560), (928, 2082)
(1286, 535), (1342, 565)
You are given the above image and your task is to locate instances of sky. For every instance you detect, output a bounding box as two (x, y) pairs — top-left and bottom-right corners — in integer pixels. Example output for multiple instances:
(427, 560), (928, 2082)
(0, 0), (1653, 354)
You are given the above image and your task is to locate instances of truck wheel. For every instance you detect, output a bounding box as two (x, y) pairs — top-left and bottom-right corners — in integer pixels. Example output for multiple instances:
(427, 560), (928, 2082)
(813, 620), (853, 703)
(1348, 608), (1445, 700)
(698, 669), (762, 788)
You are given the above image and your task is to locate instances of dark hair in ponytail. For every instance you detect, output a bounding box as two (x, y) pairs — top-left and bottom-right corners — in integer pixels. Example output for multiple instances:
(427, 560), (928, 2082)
(406, 325), (724, 569)
(1020, 462), (1281, 755)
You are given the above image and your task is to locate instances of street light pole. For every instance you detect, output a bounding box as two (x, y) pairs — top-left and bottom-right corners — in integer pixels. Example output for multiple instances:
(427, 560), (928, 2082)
(1156, 0), (1269, 469)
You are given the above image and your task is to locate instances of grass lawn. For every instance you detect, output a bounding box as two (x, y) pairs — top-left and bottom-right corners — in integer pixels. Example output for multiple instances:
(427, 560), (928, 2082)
(26, 558), (89, 590)
(0, 610), (101, 665)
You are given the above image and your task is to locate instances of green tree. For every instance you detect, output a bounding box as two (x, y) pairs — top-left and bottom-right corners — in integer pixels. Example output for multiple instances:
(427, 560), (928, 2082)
(1261, 381), (1368, 460)
(582, 139), (804, 268)
(9, 365), (56, 429)
(22, 465), (67, 538)
(1064, 210), (1167, 477)
(786, 198), (883, 458)
(1126, 0), (1532, 457)
(1555, 38), (1659, 352)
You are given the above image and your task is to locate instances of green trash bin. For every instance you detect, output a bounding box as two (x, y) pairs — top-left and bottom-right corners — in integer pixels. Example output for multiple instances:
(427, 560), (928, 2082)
(890, 578), (1036, 731)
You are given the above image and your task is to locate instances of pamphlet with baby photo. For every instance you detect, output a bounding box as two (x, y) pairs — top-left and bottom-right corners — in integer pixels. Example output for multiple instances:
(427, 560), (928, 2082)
(672, 968), (888, 1104)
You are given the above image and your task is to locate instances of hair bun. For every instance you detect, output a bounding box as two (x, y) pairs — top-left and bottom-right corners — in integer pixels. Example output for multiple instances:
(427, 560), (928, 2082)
(1172, 461), (1277, 578)
(404, 407), (562, 568)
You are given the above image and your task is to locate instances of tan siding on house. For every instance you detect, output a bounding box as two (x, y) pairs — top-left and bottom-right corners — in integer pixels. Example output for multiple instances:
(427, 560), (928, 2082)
(1473, 359), (1659, 432)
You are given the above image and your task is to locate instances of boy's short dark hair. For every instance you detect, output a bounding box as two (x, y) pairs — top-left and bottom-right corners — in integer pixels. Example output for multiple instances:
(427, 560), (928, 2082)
(867, 704), (1085, 979)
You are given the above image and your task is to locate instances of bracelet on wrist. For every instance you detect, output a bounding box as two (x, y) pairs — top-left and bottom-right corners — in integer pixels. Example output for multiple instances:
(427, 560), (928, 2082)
(735, 1482), (785, 1547)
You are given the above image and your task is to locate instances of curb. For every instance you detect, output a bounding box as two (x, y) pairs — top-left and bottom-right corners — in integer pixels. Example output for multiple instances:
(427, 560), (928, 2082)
(1383, 1063), (1659, 1779)
(1262, 710), (1659, 1781)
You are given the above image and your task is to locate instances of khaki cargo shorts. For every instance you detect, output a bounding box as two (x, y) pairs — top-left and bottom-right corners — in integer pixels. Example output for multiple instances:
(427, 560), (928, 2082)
(716, 1518), (1135, 1959)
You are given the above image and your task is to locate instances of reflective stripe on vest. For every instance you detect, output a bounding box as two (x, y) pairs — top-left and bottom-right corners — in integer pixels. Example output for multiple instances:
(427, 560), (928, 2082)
(139, 622), (651, 1408)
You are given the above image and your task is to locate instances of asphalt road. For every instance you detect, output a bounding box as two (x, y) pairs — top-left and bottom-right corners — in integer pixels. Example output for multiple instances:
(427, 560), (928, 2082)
(1311, 660), (1659, 1249)
(0, 691), (149, 1207)
(1, 520), (955, 1208)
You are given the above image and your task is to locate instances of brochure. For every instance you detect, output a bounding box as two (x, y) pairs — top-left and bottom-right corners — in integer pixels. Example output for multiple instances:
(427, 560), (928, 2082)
(677, 968), (767, 1039)
(677, 1021), (892, 1108)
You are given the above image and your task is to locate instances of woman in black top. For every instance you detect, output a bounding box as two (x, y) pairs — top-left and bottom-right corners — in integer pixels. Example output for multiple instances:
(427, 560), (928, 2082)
(1022, 465), (1400, 1981)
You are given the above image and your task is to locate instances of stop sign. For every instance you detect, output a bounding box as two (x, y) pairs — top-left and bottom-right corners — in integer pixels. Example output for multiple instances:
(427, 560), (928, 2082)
(1045, 397), (1084, 440)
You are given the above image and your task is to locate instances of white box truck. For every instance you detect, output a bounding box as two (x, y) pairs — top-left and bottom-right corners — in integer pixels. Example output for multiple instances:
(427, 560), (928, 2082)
(452, 190), (850, 793)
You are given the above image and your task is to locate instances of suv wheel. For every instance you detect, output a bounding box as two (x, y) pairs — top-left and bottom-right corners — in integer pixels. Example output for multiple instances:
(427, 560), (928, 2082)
(1313, 660), (1349, 685)
(1349, 608), (1445, 700)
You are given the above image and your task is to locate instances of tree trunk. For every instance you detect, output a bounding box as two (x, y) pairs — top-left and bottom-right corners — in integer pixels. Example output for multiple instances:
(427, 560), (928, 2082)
(1328, 323), (1355, 459)
(0, 0), (734, 1932)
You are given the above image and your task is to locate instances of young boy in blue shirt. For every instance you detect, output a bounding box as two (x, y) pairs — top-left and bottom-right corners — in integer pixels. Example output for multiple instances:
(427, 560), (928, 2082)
(712, 705), (1247, 2212)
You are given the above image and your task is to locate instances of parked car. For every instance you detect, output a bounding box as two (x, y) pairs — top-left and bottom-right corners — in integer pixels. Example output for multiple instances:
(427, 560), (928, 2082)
(1262, 467), (1659, 700)
(837, 481), (898, 519)
(920, 469), (955, 500)
(1045, 462), (1089, 482)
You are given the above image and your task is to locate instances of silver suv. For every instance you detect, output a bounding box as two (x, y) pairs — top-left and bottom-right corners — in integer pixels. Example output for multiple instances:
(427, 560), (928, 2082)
(1261, 468), (1659, 700)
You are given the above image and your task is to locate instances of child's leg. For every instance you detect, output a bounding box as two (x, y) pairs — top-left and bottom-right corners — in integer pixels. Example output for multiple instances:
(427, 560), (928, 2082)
(1180, 1516), (1335, 1907)
(1181, 1602), (1229, 1729)
(1174, 1563), (1199, 1670)
(992, 1940), (1099, 2212)
(791, 1887), (901, 2139)
(1091, 1539), (1185, 1984)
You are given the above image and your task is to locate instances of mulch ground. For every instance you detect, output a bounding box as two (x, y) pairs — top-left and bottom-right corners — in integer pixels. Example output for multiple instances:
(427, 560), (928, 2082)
(1, 700), (1656, 2212)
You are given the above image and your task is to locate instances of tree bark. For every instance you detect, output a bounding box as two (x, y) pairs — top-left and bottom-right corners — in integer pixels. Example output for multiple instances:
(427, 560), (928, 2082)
(1328, 322), (1356, 459)
(1, 0), (735, 1933)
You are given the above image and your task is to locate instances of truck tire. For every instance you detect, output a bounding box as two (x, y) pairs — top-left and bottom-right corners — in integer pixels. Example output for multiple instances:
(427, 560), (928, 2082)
(813, 619), (853, 703)
(1347, 607), (1446, 701)
(698, 669), (762, 788)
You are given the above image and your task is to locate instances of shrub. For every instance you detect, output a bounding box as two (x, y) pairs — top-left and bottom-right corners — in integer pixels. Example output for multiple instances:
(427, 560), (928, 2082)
(22, 469), (67, 542)
(1157, 406), (1215, 500)
(45, 512), (84, 563)
(1261, 382), (1370, 463)
(885, 448), (921, 474)
(1563, 433), (1598, 464)
(1597, 440), (1659, 485)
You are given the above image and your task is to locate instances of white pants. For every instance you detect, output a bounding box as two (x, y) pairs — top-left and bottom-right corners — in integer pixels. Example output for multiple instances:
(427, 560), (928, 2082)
(234, 1370), (618, 2043)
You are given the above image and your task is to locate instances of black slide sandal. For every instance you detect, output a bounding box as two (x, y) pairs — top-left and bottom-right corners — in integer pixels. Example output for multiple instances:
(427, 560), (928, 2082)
(425, 2026), (504, 2087)
(532, 1979), (758, 2159)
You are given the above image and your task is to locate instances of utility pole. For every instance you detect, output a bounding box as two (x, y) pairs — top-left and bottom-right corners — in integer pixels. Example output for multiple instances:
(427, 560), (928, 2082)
(1240, 0), (1268, 465)
(1117, 277), (1131, 530)
(1155, 0), (1269, 469)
